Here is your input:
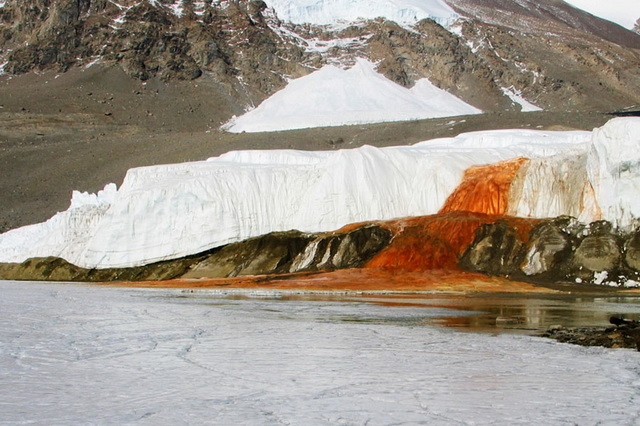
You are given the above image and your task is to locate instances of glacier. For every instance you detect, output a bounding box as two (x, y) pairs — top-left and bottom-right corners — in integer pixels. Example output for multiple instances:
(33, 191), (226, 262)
(262, 0), (458, 27)
(1, 118), (639, 269)
(222, 59), (482, 133)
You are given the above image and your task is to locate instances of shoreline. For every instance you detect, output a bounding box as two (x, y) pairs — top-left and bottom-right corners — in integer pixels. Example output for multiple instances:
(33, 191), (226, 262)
(6, 268), (638, 296)
(4, 274), (640, 350)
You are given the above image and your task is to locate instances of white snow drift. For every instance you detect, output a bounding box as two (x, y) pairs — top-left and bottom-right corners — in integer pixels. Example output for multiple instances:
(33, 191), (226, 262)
(1, 118), (639, 269)
(222, 59), (481, 133)
(263, 0), (458, 27)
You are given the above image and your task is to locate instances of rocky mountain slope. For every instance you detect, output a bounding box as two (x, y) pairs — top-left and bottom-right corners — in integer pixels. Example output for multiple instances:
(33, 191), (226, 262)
(1, 0), (639, 115)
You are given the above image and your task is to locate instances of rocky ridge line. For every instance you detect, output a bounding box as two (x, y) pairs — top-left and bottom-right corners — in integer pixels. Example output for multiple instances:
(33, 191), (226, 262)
(1, 0), (639, 112)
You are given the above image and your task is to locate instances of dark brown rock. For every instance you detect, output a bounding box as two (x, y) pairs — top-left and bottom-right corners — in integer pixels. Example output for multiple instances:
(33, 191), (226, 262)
(520, 217), (574, 276)
(0, 224), (392, 281)
(624, 229), (640, 271)
(0, 255), (201, 282)
(457, 217), (640, 287)
(572, 221), (621, 273)
(541, 321), (640, 351)
(459, 220), (524, 276)
(185, 231), (313, 278)
(185, 225), (393, 278)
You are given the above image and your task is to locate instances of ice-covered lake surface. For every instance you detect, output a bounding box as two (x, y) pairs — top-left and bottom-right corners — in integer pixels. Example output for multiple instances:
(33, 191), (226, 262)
(2, 281), (640, 424)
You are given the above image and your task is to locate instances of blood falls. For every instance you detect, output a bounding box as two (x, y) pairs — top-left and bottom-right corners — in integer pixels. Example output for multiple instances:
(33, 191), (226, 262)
(0, 118), (638, 273)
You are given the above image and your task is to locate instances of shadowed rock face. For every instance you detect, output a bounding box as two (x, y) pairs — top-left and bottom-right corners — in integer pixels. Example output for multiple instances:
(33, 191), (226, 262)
(625, 230), (640, 271)
(184, 224), (393, 278)
(572, 221), (621, 274)
(458, 220), (524, 276)
(460, 217), (640, 287)
(0, 255), (202, 282)
(520, 217), (576, 277)
(0, 224), (393, 281)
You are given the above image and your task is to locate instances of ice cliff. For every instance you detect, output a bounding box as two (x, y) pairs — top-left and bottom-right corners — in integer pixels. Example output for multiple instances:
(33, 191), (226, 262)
(1, 118), (639, 269)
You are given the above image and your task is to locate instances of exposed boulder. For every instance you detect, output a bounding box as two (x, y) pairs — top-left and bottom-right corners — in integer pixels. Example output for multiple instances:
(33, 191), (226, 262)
(520, 216), (576, 277)
(184, 231), (312, 278)
(571, 220), (622, 278)
(459, 216), (640, 287)
(458, 220), (524, 276)
(624, 229), (640, 271)
(541, 317), (640, 351)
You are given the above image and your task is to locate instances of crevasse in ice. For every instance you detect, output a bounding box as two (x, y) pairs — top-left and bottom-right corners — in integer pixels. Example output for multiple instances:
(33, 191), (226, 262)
(0, 118), (639, 269)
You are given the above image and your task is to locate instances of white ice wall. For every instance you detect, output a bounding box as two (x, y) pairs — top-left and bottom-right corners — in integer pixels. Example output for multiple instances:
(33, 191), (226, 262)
(588, 117), (640, 229)
(0, 126), (600, 269)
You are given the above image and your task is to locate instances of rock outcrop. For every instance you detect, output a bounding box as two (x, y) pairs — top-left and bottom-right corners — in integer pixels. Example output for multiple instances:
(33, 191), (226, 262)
(460, 216), (640, 287)
(1, 0), (639, 112)
(520, 217), (575, 277)
(458, 220), (525, 276)
(0, 224), (392, 281)
(541, 317), (640, 351)
(184, 225), (392, 278)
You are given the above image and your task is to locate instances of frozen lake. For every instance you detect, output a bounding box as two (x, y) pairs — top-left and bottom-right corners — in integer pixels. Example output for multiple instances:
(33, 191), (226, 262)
(2, 281), (640, 425)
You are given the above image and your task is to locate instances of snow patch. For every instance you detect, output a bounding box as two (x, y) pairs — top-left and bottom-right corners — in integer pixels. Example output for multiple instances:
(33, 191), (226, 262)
(167, 0), (184, 17)
(222, 59), (481, 133)
(501, 86), (542, 112)
(83, 57), (102, 69)
(263, 0), (458, 27)
(593, 270), (610, 285)
(564, 0), (640, 30)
